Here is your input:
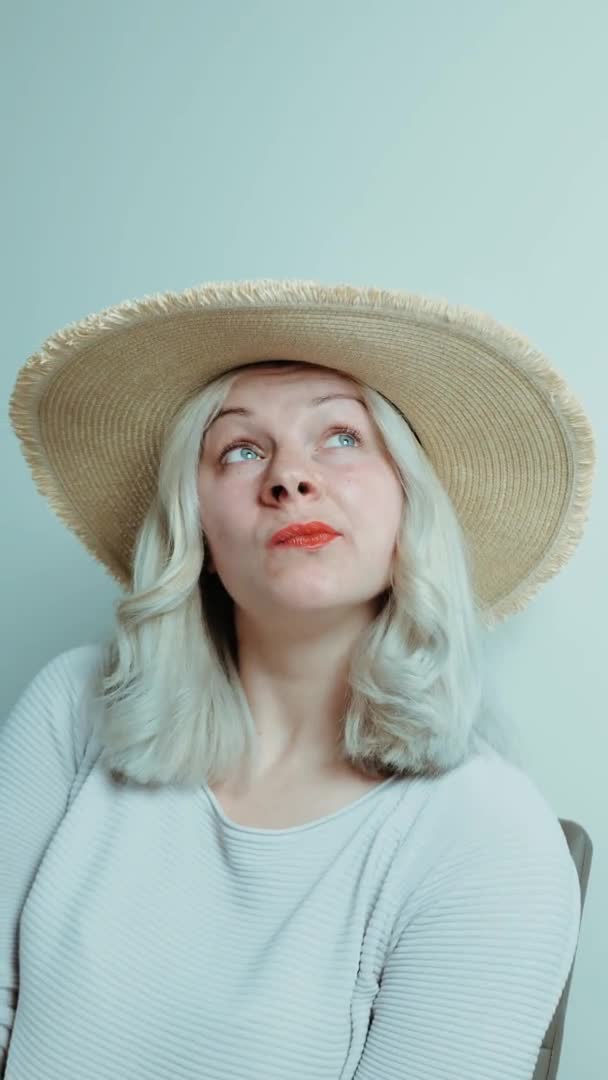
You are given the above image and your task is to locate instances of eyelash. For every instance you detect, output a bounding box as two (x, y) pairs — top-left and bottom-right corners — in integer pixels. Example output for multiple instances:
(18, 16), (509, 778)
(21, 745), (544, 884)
(219, 424), (364, 464)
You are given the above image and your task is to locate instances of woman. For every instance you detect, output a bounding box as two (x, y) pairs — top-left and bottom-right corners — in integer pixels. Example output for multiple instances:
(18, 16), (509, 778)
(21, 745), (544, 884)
(2, 279), (595, 1079)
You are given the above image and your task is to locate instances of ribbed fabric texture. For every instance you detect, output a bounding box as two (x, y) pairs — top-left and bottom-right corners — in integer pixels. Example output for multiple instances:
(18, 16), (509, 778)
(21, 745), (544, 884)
(1, 644), (580, 1080)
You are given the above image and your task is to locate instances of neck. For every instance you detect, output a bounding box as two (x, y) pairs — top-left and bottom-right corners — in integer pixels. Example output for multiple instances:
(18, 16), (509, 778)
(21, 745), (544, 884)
(233, 601), (377, 778)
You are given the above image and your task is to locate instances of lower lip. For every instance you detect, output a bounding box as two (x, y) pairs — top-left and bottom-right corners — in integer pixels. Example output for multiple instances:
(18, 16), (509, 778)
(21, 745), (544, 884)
(273, 533), (340, 549)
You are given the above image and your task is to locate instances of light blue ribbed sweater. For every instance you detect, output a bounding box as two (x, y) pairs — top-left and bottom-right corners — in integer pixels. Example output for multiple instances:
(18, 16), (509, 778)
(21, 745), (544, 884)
(1, 644), (580, 1079)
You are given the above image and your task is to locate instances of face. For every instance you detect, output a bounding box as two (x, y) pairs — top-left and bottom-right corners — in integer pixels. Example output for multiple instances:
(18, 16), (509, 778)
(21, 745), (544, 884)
(197, 364), (404, 627)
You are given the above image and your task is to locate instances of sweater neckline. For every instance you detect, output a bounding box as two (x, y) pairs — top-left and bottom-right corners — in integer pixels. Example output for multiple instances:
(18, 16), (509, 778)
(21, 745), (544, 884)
(200, 774), (399, 836)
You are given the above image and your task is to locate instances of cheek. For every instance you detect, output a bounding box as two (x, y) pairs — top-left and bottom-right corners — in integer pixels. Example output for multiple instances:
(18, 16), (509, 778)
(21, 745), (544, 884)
(197, 475), (227, 549)
(199, 486), (249, 554)
(364, 472), (403, 549)
(341, 462), (402, 513)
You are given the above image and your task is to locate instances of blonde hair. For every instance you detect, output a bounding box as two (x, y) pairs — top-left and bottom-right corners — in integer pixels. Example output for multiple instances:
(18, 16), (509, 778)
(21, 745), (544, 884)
(89, 360), (520, 790)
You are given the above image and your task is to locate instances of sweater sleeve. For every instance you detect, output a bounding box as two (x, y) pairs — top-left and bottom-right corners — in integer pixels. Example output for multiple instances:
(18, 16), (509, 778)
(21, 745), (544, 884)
(0, 646), (96, 1076)
(352, 776), (581, 1080)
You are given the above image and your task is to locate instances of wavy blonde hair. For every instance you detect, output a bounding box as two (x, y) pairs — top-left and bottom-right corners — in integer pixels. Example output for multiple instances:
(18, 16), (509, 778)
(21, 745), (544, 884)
(89, 359), (520, 790)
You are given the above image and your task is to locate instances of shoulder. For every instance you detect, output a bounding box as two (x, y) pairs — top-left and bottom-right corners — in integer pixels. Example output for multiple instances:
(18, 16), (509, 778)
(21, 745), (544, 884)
(391, 743), (576, 902)
(8, 641), (106, 709)
(23, 641), (108, 711)
(422, 742), (567, 845)
(53, 641), (108, 693)
(5, 641), (108, 768)
(463, 746), (566, 846)
(383, 746), (580, 958)
(362, 749), (581, 1080)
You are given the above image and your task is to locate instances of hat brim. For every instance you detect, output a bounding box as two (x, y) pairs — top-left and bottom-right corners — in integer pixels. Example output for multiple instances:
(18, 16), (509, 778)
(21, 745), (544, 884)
(8, 278), (596, 626)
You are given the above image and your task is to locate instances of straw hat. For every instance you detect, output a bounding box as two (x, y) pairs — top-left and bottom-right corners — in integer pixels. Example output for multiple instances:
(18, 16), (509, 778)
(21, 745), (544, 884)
(8, 278), (596, 628)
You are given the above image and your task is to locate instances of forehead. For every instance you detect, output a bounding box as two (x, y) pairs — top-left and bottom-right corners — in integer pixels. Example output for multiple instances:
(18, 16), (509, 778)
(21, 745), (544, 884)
(207, 366), (367, 431)
(202, 363), (370, 440)
(223, 363), (359, 402)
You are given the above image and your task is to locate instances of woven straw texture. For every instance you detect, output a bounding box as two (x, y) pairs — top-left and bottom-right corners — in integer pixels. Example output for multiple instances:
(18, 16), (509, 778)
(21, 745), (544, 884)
(8, 278), (596, 628)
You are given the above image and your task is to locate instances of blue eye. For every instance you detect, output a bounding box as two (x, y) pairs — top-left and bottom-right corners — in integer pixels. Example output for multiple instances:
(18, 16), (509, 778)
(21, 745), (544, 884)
(219, 425), (363, 465)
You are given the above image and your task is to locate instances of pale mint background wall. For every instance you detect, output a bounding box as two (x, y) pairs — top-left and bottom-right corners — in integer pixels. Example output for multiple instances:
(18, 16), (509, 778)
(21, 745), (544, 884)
(2, 2), (605, 1076)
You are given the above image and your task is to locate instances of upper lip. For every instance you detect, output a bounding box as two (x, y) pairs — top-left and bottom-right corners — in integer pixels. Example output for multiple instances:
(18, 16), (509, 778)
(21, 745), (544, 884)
(269, 520), (341, 545)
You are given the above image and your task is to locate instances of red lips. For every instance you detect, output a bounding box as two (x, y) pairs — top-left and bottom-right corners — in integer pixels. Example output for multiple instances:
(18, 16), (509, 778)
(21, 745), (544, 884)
(270, 520), (340, 545)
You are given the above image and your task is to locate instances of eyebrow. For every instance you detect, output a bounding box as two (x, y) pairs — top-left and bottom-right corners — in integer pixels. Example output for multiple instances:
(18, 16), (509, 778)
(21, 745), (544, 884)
(208, 392), (367, 429)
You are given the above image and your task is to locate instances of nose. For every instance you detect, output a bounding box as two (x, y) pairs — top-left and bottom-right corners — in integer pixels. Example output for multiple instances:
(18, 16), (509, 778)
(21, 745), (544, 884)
(267, 478), (316, 503)
(261, 446), (323, 506)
